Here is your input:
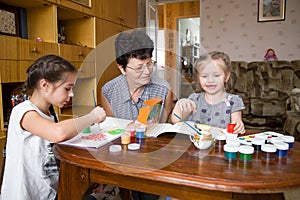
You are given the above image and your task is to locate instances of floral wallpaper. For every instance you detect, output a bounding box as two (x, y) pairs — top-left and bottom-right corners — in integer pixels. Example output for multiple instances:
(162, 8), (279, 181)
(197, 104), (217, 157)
(200, 0), (300, 61)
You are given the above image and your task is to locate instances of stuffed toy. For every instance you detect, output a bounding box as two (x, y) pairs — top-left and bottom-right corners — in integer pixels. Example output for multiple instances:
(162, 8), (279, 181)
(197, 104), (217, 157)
(264, 48), (278, 61)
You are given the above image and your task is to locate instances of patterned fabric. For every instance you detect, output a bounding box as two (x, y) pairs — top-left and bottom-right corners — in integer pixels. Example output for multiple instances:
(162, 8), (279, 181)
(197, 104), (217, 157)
(102, 74), (169, 121)
(230, 60), (298, 131)
(188, 92), (245, 129)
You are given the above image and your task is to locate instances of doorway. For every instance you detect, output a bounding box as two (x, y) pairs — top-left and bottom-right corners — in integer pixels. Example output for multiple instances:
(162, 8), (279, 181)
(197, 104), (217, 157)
(178, 17), (200, 97)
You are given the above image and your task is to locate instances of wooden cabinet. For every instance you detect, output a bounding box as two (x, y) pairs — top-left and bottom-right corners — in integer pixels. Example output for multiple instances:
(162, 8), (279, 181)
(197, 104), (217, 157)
(0, 36), (19, 60)
(0, 0), (138, 130)
(19, 39), (59, 61)
(102, 0), (138, 28)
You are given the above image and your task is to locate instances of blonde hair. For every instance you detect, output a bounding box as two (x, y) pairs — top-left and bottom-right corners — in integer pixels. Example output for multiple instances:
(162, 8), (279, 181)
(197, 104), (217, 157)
(193, 51), (233, 91)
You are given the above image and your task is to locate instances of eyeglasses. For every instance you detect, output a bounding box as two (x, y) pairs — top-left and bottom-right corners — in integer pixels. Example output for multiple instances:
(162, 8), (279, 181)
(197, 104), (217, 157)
(126, 60), (156, 73)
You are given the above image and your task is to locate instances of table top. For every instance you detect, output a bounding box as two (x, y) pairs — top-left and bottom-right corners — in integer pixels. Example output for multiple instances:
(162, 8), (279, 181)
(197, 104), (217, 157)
(54, 133), (300, 194)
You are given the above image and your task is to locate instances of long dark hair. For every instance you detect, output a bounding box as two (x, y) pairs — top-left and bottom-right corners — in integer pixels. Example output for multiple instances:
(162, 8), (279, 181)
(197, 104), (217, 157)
(24, 54), (77, 122)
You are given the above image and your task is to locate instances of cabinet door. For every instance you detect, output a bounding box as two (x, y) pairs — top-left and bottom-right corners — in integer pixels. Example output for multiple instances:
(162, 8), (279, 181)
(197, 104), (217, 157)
(19, 39), (59, 61)
(102, 0), (137, 28)
(102, 0), (121, 24)
(59, 44), (94, 78)
(120, 0), (138, 28)
(0, 60), (23, 83)
(0, 36), (19, 60)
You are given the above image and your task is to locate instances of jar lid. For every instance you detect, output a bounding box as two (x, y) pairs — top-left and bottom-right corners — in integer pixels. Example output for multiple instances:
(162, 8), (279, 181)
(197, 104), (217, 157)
(238, 145), (254, 154)
(252, 138), (265, 145)
(224, 144), (239, 152)
(216, 134), (226, 140)
(109, 145), (122, 152)
(270, 137), (284, 144)
(261, 144), (277, 153)
(128, 143), (140, 150)
(273, 142), (289, 150)
(226, 138), (240, 146)
(281, 135), (295, 143)
(255, 134), (268, 140)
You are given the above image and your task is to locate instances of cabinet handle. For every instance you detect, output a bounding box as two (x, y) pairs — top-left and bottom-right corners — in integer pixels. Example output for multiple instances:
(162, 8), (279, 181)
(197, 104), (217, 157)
(119, 16), (125, 21)
(31, 47), (38, 53)
(78, 52), (84, 56)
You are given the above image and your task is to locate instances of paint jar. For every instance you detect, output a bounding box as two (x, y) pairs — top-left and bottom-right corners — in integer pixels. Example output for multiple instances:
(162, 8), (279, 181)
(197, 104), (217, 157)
(281, 135), (295, 150)
(215, 134), (226, 149)
(135, 127), (146, 139)
(238, 145), (254, 162)
(227, 123), (236, 133)
(270, 137), (284, 144)
(261, 144), (277, 162)
(226, 138), (240, 147)
(273, 142), (289, 159)
(126, 126), (136, 138)
(224, 144), (238, 160)
(121, 132), (131, 145)
(255, 134), (268, 144)
(252, 138), (265, 152)
(267, 135), (272, 143)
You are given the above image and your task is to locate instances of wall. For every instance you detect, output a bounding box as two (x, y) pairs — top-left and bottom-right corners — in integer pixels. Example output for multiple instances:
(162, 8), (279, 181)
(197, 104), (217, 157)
(201, 0), (300, 61)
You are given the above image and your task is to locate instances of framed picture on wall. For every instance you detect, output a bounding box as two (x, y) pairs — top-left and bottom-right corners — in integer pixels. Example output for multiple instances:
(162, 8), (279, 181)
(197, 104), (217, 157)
(0, 5), (19, 36)
(258, 0), (286, 22)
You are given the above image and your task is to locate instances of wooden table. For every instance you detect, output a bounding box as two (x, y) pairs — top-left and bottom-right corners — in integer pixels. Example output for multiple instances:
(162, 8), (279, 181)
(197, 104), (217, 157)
(53, 133), (300, 200)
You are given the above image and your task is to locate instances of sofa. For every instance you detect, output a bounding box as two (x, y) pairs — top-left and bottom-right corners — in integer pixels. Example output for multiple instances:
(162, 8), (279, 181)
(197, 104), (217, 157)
(228, 60), (300, 141)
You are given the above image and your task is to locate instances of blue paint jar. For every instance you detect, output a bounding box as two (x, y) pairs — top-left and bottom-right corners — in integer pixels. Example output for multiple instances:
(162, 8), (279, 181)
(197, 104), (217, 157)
(274, 142), (289, 159)
(135, 127), (145, 139)
(281, 135), (295, 150)
(224, 144), (238, 160)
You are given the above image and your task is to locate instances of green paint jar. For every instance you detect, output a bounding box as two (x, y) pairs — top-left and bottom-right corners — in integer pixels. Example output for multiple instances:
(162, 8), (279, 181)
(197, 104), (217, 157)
(239, 145), (254, 162)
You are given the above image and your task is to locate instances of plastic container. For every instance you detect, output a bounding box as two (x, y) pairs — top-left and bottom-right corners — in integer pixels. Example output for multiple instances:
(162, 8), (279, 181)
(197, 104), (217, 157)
(281, 135), (295, 149)
(270, 137), (284, 144)
(121, 132), (131, 144)
(261, 144), (277, 161)
(226, 138), (240, 147)
(252, 138), (265, 152)
(273, 142), (289, 159)
(126, 126), (136, 138)
(224, 144), (238, 160)
(255, 134), (268, 144)
(215, 134), (226, 149)
(238, 145), (254, 162)
(135, 127), (146, 139)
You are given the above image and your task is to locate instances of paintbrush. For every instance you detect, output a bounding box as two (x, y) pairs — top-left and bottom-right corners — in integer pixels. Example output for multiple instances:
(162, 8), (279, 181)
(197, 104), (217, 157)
(92, 89), (101, 131)
(173, 113), (201, 135)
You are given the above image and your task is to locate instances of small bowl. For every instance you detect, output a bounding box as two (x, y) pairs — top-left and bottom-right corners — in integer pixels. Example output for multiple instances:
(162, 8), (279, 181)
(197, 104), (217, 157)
(190, 131), (213, 150)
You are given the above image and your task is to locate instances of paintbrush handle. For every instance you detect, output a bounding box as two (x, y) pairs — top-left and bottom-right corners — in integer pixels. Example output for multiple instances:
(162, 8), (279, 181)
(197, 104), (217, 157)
(173, 113), (201, 135)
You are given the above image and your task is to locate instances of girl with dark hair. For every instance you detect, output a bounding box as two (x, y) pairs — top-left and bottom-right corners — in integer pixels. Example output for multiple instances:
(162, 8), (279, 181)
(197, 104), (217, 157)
(1, 55), (106, 199)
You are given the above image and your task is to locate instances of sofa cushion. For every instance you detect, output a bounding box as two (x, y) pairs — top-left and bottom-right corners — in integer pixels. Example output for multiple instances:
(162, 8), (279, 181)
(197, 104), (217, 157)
(249, 98), (286, 116)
